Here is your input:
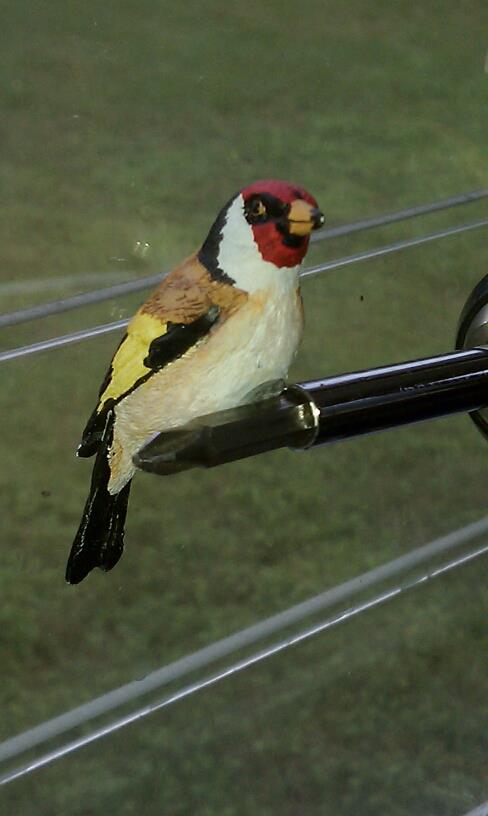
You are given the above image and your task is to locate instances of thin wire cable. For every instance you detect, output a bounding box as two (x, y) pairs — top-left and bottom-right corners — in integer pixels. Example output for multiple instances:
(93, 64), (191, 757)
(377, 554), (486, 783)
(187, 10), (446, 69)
(461, 802), (488, 816)
(0, 273), (163, 331)
(1, 536), (487, 786)
(1, 189), (487, 330)
(1, 218), (487, 366)
(309, 187), (488, 242)
(301, 217), (488, 278)
(0, 319), (129, 363)
(1, 514), (488, 771)
(0, 271), (133, 299)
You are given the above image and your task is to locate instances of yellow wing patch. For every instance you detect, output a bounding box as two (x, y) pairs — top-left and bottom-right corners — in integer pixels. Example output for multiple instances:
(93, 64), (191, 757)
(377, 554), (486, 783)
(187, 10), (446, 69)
(98, 312), (167, 411)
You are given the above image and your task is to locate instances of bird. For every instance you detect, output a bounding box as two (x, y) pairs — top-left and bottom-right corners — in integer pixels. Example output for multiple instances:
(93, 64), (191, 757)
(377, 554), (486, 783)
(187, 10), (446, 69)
(66, 179), (324, 584)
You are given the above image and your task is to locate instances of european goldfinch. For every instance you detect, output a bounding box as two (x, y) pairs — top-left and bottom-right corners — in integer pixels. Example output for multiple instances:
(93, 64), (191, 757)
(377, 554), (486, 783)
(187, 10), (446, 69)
(66, 180), (324, 584)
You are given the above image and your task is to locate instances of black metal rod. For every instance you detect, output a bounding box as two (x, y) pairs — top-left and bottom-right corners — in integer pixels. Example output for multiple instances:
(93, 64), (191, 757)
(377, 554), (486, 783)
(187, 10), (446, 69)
(307, 347), (488, 445)
(134, 347), (488, 475)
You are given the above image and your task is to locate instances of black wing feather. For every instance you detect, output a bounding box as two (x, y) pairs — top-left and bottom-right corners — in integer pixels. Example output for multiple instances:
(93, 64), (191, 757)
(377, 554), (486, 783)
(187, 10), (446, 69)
(77, 306), (221, 458)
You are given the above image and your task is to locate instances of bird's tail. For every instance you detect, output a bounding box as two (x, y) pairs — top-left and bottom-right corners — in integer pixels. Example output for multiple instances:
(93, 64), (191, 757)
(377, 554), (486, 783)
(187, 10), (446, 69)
(66, 414), (132, 585)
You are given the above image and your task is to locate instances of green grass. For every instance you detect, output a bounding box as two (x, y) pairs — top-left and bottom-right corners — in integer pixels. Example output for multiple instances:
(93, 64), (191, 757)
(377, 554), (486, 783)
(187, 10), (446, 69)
(1, 1), (488, 813)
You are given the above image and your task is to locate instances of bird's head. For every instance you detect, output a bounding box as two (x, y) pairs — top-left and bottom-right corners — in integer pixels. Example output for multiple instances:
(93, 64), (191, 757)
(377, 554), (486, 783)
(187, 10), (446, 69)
(199, 180), (324, 291)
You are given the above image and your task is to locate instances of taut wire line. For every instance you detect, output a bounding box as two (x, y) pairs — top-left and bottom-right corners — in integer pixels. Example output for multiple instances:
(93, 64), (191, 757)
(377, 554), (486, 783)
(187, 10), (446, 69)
(1, 535), (487, 786)
(1, 188), (487, 331)
(1, 515), (488, 782)
(460, 802), (488, 816)
(1, 218), (487, 365)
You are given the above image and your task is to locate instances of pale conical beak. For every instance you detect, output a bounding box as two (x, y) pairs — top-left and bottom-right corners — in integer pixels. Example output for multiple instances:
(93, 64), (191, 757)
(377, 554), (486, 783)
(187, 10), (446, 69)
(288, 200), (325, 236)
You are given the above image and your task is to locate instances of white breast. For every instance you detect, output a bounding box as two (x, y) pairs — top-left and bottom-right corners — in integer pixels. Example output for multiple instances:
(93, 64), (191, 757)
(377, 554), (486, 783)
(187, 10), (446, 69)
(109, 275), (303, 493)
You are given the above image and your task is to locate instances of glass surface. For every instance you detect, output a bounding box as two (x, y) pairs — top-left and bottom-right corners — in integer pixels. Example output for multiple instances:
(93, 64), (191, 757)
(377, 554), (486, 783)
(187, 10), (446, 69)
(1, 1), (487, 813)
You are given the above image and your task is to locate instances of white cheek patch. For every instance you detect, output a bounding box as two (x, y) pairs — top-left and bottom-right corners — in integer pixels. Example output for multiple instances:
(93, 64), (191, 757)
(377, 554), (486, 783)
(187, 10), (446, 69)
(218, 195), (261, 271)
(217, 195), (299, 294)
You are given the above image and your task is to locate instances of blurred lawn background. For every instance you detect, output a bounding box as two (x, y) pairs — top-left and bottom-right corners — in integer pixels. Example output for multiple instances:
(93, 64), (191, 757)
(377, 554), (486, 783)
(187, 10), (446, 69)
(1, 1), (488, 814)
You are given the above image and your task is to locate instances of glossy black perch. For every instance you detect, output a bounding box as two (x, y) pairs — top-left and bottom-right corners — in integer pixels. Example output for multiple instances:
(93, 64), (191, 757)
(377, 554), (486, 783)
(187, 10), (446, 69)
(133, 347), (488, 476)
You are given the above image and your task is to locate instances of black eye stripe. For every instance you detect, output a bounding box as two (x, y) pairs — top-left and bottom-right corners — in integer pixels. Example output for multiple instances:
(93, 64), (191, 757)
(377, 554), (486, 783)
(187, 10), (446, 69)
(244, 193), (289, 223)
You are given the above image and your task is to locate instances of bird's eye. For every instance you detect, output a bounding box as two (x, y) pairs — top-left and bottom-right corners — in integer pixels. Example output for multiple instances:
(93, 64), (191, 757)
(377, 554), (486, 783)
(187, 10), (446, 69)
(250, 199), (267, 219)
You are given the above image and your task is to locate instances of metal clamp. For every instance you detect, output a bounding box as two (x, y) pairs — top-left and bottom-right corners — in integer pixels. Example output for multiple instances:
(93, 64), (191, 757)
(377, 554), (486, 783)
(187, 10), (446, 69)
(133, 385), (320, 475)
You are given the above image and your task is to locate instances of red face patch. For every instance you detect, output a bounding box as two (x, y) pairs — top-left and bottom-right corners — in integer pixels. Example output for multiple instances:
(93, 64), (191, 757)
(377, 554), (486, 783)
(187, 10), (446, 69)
(241, 179), (320, 268)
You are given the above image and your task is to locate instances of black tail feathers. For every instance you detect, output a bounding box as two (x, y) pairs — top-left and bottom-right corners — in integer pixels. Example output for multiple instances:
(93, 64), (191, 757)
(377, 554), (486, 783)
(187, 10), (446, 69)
(66, 416), (132, 584)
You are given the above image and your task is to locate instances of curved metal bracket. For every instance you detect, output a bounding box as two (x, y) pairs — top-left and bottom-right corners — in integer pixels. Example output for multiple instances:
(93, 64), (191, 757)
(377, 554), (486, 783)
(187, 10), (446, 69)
(456, 272), (488, 441)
